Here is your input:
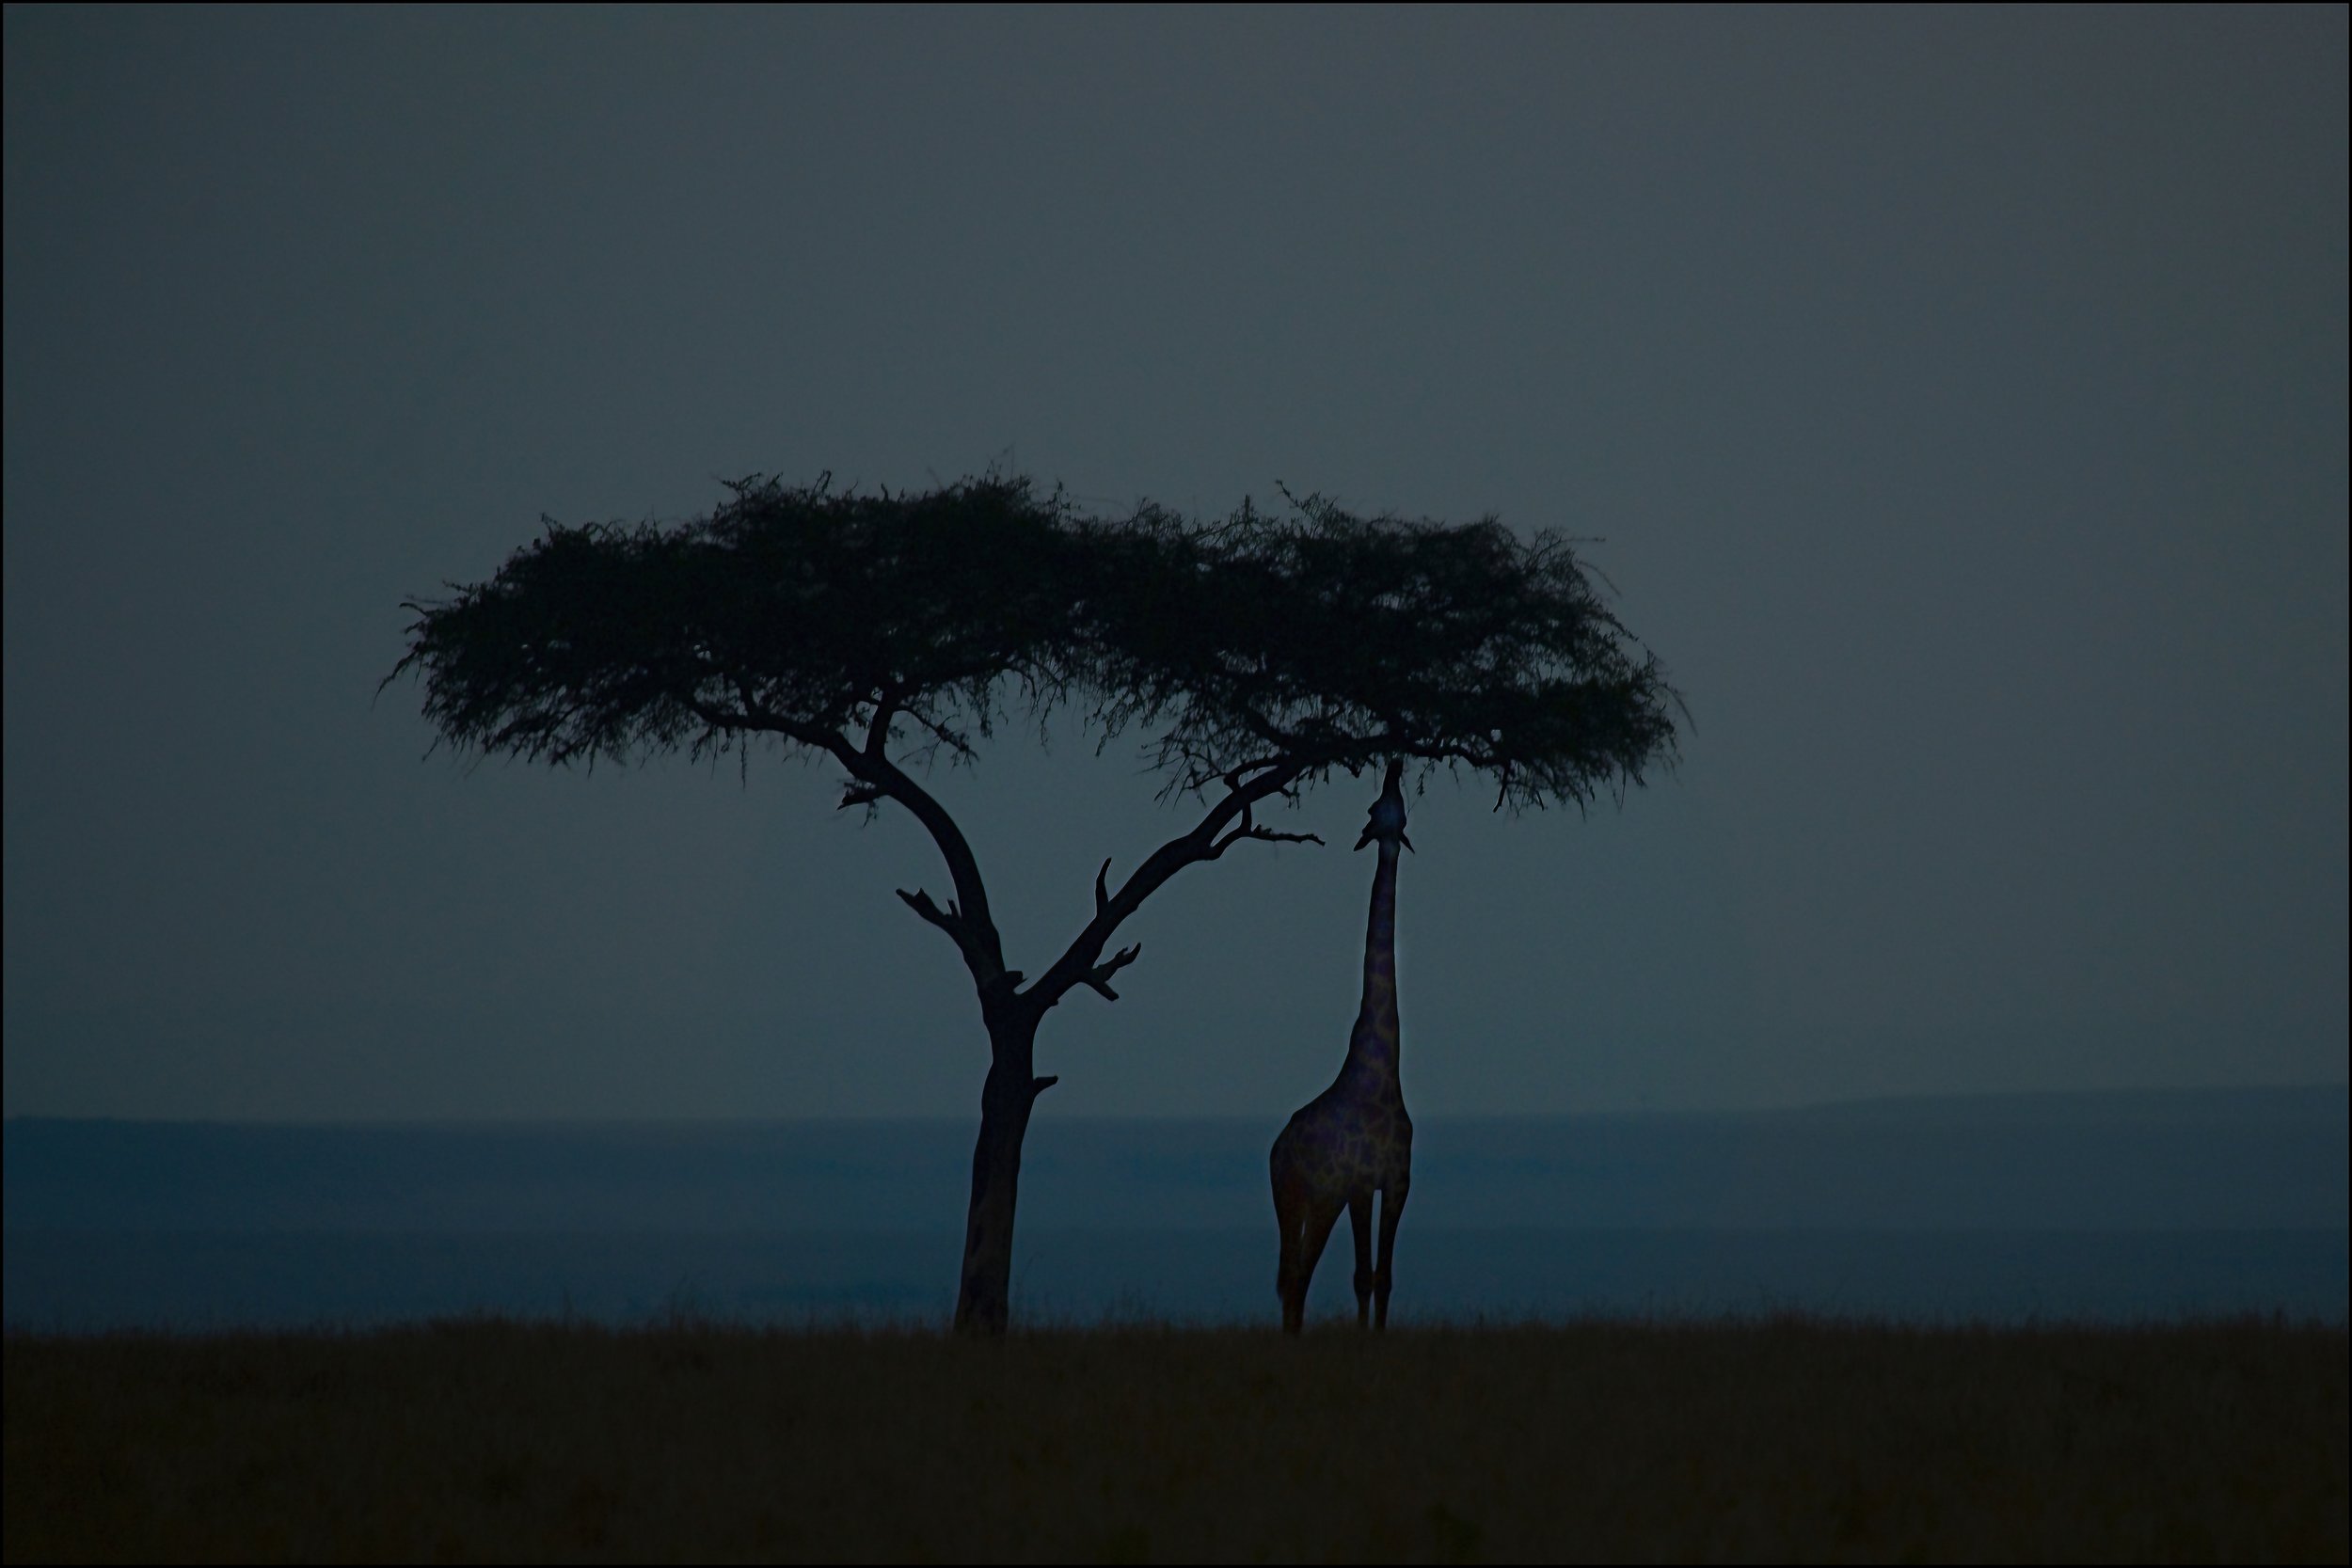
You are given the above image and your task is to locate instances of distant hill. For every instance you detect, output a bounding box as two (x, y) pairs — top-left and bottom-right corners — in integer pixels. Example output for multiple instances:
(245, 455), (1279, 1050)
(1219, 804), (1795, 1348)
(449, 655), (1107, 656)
(1772, 1084), (2347, 1126)
(7, 1085), (2344, 1233)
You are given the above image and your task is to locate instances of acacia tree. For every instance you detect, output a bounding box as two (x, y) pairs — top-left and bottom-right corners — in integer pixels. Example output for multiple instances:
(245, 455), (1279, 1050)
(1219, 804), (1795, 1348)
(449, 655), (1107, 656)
(387, 471), (1681, 1332)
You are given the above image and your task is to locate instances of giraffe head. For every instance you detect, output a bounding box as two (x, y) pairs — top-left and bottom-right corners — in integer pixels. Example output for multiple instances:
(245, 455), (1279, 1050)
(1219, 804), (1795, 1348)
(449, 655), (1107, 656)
(1352, 756), (1414, 852)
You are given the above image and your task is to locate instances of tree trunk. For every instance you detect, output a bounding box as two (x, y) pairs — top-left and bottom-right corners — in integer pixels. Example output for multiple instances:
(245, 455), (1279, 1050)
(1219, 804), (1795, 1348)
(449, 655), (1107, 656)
(954, 1011), (1049, 1334)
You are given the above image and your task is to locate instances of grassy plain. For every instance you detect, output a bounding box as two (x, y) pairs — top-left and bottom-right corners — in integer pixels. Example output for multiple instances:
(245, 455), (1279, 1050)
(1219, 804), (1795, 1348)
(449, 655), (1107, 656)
(5, 1313), (2344, 1563)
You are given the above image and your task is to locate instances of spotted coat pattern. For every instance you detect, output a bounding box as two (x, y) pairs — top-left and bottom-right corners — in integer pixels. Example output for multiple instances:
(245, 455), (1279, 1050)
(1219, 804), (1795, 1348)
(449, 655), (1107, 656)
(1270, 759), (1414, 1333)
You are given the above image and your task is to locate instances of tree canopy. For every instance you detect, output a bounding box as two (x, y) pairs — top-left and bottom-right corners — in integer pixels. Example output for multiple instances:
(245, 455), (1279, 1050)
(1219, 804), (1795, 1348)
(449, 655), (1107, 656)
(389, 470), (1681, 815)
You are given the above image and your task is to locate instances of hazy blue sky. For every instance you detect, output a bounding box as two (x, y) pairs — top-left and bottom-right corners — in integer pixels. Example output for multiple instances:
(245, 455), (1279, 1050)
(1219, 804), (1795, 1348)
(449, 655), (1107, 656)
(5, 6), (2344, 1121)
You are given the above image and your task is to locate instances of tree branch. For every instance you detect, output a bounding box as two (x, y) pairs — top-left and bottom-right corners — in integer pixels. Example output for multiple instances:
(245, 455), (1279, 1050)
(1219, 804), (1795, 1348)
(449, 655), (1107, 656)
(1220, 755), (1294, 792)
(892, 886), (1023, 990)
(1209, 799), (1326, 855)
(896, 886), (964, 942)
(1021, 761), (1310, 1015)
(860, 753), (1002, 950)
(683, 692), (836, 754)
(686, 684), (1012, 995)
(909, 709), (977, 762)
(865, 684), (903, 759)
(1079, 942), (1143, 1001)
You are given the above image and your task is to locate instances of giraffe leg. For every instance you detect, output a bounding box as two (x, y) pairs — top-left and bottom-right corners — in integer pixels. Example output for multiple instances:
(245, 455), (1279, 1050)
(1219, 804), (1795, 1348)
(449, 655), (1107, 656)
(1348, 1193), (1375, 1328)
(1374, 1180), (1409, 1330)
(1272, 1164), (1307, 1328)
(1286, 1195), (1346, 1336)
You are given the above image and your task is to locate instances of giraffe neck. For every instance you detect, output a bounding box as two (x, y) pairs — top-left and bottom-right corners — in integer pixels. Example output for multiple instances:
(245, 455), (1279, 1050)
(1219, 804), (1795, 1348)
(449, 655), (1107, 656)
(1343, 839), (1403, 1086)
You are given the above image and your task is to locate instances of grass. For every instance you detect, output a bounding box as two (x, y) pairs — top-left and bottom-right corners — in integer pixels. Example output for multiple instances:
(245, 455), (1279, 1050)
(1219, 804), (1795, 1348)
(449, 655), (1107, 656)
(5, 1312), (2344, 1563)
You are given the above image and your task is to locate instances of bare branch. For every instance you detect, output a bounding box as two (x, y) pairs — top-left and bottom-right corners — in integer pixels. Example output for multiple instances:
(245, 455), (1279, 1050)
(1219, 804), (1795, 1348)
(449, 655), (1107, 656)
(896, 887), (963, 944)
(1021, 761), (1306, 1015)
(900, 703), (977, 760)
(1079, 942), (1143, 1001)
(682, 693), (839, 755)
(840, 781), (886, 810)
(1227, 824), (1327, 852)
(1218, 755), (1292, 792)
(1209, 799), (1327, 856)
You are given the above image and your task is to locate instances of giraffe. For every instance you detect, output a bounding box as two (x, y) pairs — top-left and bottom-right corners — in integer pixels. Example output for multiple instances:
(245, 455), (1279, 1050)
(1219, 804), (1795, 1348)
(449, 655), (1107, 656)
(1270, 756), (1414, 1333)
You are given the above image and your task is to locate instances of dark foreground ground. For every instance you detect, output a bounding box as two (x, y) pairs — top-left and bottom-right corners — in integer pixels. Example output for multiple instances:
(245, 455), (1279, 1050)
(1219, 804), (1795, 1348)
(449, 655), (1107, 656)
(5, 1315), (2344, 1563)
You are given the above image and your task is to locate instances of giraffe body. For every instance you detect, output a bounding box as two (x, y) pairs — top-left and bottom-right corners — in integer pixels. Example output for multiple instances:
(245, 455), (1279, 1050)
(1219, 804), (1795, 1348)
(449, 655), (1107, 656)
(1271, 759), (1414, 1333)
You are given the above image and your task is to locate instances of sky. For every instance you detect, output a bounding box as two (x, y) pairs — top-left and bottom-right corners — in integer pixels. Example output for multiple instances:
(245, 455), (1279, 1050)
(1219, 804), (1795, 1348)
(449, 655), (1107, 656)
(4, 6), (2345, 1122)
